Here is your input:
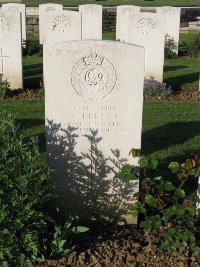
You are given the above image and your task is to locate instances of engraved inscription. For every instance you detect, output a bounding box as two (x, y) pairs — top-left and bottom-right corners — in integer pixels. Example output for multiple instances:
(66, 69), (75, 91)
(45, 7), (56, 12)
(122, 8), (134, 16)
(52, 15), (71, 32)
(0, 17), (10, 32)
(164, 9), (175, 16)
(137, 18), (156, 34)
(66, 105), (134, 134)
(85, 7), (96, 14)
(8, 6), (20, 13)
(71, 53), (117, 100)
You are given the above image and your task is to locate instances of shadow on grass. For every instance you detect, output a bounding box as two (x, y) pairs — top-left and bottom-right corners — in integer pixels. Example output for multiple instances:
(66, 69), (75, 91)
(164, 65), (188, 72)
(164, 72), (199, 91)
(23, 62), (43, 89)
(142, 121), (200, 155)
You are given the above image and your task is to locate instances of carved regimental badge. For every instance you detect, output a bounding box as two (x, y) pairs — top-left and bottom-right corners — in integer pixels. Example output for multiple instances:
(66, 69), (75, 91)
(85, 7), (97, 14)
(164, 9), (175, 17)
(8, 7), (20, 13)
(71, 53), (117, 100)
(122, 8), (134, 16)
(45, 7), (56, 12)
(52, 15), (71, 32)
(0, 17), (10, 32)
(137, 18), (156, 34)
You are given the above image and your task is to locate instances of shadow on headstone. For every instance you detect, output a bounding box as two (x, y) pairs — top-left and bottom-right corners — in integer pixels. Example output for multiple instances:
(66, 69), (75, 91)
(46, 119), (137, 224)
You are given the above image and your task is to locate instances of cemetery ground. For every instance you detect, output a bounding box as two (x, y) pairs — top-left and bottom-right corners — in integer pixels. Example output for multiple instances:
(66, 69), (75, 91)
(22, 0), (200, 7)
(1, 32), (200, 266)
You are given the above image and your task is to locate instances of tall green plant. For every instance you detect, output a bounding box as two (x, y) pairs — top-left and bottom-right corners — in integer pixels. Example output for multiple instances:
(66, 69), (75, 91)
(0, 112), (89, 266)
(0, 74), (10, 98)
(0, 112), (51, 265)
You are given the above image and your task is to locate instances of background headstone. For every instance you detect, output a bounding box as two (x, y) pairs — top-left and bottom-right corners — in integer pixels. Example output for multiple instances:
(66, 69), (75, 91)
(126, 8), (165, 82)
(79, 4), (102, 40)
(161, 6), (181, 54)
(0, 10), (23, 89)
(0, 0), (21, 2)
(116, 5), (140, 42)
(2, 3), (26, 42)
(43, 10), (81, 44)
(39, 3), (63, 44)
(44, 40), (144, 222)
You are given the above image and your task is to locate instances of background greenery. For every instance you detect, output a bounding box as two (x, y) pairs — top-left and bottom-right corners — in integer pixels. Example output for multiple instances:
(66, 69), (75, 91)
(23, 33), (200, 92)
(3, 32), (200, 206)
(20, 0), (200, 7)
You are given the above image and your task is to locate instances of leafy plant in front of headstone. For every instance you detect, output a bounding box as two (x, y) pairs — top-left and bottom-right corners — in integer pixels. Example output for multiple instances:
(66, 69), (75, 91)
(0, 111), (51, 265)
(164, 34), (177, 59)
(0, 112), (90, 265)
(0, 74), (10, 98)
(38, 217), (89, 262)
(144, 76), (172, 98)
(23, 39), (42, 57)
(117, 149), (200, 258)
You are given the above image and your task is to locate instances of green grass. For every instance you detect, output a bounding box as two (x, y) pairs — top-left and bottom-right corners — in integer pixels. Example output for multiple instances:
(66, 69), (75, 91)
(23, 56), (43, 89)
(23, 33), (200, 91)
(142, 102), (200, 158)
(179, 33), (200, 44)
(23, 54), (199, 92)
(164, 58), (199, 91)
(21, 0), (200, 7)
(0, 100), (45, 151)
(1, 100), (199, 161)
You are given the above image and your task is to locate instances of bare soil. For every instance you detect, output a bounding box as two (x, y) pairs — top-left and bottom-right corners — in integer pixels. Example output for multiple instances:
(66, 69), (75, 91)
(36, 225), (200, 267)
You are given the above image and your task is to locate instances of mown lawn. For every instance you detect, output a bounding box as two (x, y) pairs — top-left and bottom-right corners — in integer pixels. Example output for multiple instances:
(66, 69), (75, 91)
(1, 100), (200, 161)
(23, 32), (200, 91)
(21, 0), (200, 7)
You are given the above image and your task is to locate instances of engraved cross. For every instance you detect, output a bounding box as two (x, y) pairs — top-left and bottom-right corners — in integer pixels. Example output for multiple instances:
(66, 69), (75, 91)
(0, 48), (10, 74)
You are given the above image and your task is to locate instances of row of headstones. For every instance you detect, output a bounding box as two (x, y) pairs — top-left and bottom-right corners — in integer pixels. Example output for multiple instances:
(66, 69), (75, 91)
(0, 3), (180, 90)
(40, 5), (198, 221)
(40, 4), (181, 83)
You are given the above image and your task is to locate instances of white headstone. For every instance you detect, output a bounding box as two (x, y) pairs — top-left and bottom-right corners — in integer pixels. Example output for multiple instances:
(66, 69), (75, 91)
(161, 6), (181, 54)
(2, 3), (26, 41)
(39, 3), (63, 44)
(2, 3), (26, 42)
(116, 5), (140, 42)
(44, 40), (144, 222)
(79, 4), (102, 40)
(0, 10), (22, 89)
(118, 7), (165, 82)
(43, 10), (81, 44)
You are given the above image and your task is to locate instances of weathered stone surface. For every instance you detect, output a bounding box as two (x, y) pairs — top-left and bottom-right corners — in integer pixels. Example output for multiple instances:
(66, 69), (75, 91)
(0, 10), (23, 89)
(161, 6), (181, 53)
(116, 5), (140, 42)
(44, 40), (144, 222)
(2, 3), (26, 41)
(43, 10), (81, 44)
(39, 3), (63, 44)
(0, 0), (21, 2)
(117, 6), (165, 82)
(79, 4), (102, 40)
